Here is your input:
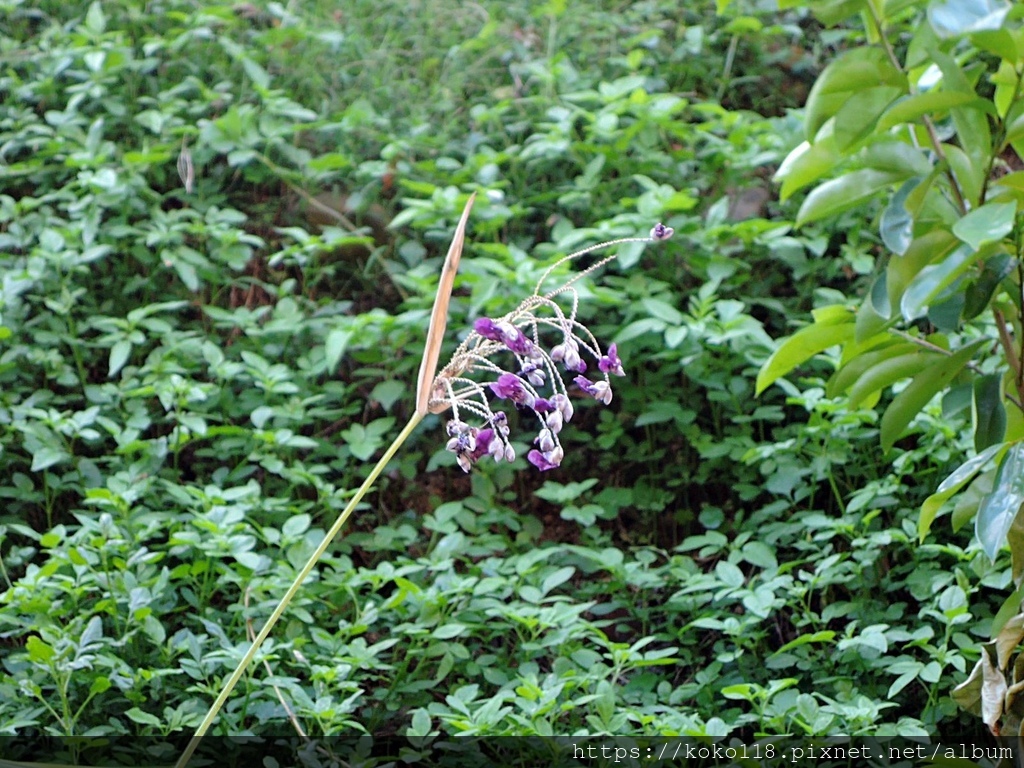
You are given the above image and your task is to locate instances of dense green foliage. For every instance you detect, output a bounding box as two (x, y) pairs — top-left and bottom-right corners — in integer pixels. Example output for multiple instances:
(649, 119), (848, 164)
(0, 0), (1014, 763)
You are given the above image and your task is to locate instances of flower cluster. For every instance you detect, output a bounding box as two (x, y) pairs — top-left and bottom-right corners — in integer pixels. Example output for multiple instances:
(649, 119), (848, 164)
(430, 223), (673, 472)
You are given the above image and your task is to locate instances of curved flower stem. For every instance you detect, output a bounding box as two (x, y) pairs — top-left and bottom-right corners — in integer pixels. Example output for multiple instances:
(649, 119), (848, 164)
(173, 412), (423, 768)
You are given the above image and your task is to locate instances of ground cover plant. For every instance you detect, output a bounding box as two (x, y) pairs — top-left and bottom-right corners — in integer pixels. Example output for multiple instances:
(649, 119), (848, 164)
(0, 0), (1014, 764)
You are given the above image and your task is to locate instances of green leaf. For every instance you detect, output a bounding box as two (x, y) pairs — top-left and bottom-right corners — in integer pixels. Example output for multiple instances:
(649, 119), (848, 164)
(964, 252), (1014, 320)
(804, 48), (905, 141)
(833, 87), (905, 151)
(973, 374), (1007, 451)
(775, 135), (841, 201)
(125, 707), (163, 727)
(878, 90), (985, 130)
(880, 178), (920, 255)
(282, 514), (311, 538)
(755, 316), (855, 395)
(900, 243), (975, 321)
(325, 327), (352, 374)
(409, 708), (432, 737)
(920, 442), (1002, 540)
(828, 341), (918, 397)
(796, 170), (906, 227)
(928, 0), (1012, 38)
(846, 351), (943, 409)
(31, 446), (67, 472)
(109, 339), (132, 377)
(952, 201), (1017, 250)
(977, 442), (1024, 561)
(534, 479), (598, 503)
(26, 636), (55, 663)
(880, 338), (986, 451)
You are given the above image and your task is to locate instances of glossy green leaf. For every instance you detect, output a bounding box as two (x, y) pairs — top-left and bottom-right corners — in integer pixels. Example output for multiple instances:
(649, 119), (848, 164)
(878, 90), (986, 130)
(854, 291), (890, 342)
(920, 443), (1003, 540)
(833, 87), (905, 151)
(944, 144), (984, 207)
(970, 28), (1020, 61)
(828, 341), (920, 397)
(973, 374), (1007, 451)
(755, 317), (854, 396)
(796, 170), (906, 227)
(880, 338), (986, 451)
(804, 48), (906, 141)
(952, 201), (1017, 250)
(928, 0), (1012, 38)
(964, 252), (1015, 320)
(888, 230), (958, 311)
(900, 243), (975, 321)
(775, 133), (841, 201)
(977, 442), (1024, 561)
(880, 178), (920, 255)
(846, 351), (942, 408)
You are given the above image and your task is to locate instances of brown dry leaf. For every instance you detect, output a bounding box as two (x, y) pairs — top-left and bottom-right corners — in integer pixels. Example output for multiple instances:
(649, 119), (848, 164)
(997, 613), (1024, 670)
(953, 657), (984, 716)
(414, 192), (475, 416)
(982, 645), (1008, 736)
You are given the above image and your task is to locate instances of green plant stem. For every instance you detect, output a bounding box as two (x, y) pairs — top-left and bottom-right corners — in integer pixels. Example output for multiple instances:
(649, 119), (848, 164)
(173, 412), (424, 768)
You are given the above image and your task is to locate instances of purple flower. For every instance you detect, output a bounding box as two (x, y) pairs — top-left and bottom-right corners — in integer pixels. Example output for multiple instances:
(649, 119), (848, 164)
(533, 397), (554, 414)
(498, 322), (537, 357)
(551, 337), (586, 372)
(520, 363), (546, 387)
(470, 428), (495, 462)
(574, 375), (612, 405)
(446, 420), (478, 472)
(545, 409), (563, 434)
(650, 222), (674, 241)
(598, 343), (624, 377)
(490, 373), (536, 408)
(473, 317), (503, 340)
(535, 428), (556, 452)
(528, 446), (563, 471)
(551, 394), (573, 422)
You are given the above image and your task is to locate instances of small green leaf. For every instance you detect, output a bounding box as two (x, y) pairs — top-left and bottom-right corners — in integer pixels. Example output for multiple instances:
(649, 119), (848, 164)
(125, 707), (163, 727)
(977, 442), (1024, 561)
(31, 446), (68, 472)
(282, 514), (311, 538)
(109, 339), (132, 377)
(26, 636), (55, 663)
(409, 708), (432, 737)
(880, 338), (986, 451)
(325, 328), (353, 374)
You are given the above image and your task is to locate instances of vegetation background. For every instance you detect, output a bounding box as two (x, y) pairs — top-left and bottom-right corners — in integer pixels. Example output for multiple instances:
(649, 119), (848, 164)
(1, 0), (1020, 764)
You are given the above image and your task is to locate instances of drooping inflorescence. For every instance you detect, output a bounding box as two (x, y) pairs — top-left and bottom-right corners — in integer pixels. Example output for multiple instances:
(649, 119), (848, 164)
(429, 222), (674, 472)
